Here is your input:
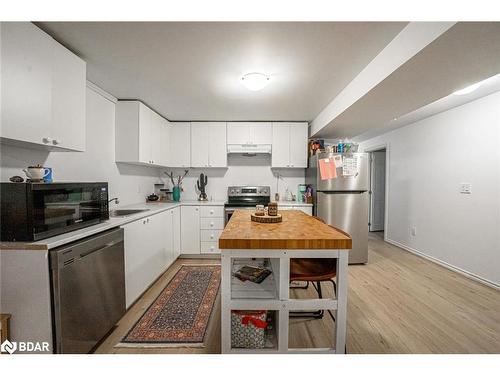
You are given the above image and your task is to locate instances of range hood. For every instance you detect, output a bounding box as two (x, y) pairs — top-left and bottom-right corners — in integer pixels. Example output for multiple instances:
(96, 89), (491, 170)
(227, 144), (272, 155)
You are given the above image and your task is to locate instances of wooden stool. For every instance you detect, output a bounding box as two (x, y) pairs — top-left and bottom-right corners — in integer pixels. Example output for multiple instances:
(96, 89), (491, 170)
(0, 314), (11, 343)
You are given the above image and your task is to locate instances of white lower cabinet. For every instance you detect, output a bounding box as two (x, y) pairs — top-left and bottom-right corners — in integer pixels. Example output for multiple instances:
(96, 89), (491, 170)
(172, 206), (181, 259)
(200, 206), (224, 254)
(180, 206), (200, 254)
(123, 209), (174, 308)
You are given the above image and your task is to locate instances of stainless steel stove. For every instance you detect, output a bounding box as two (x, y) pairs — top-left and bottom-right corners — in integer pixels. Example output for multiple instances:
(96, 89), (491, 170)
(224, 186), (270, 224)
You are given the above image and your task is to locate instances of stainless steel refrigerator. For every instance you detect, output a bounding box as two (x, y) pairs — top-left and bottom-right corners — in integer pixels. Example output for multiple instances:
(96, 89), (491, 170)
(306, 152), (370, 264)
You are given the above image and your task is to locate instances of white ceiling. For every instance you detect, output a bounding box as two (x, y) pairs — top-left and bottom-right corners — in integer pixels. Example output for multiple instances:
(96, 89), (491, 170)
(36, 22), (406, 122)
(314, 22), (500, 139)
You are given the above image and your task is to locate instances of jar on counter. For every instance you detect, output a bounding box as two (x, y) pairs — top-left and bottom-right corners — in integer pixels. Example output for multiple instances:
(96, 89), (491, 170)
(268, 202), (278, 216)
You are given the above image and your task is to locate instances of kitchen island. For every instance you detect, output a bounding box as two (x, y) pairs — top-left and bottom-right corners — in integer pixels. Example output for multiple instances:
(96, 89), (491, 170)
(219, 210), (351, 354)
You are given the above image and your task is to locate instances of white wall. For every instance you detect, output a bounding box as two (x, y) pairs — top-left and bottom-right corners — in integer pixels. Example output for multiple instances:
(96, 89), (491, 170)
(0, 85), (305, 204)
(360, 91), (500, 287)
(167, 158), (304, 201)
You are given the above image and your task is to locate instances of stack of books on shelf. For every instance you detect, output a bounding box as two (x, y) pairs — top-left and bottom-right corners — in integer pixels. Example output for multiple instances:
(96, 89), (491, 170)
(233, 265), (272, 284)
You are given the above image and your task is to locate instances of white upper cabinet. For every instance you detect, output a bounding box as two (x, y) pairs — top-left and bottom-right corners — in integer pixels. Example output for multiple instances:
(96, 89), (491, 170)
(191, 122), (227, 168)
(272, 122), (309, 168)
(0, 22), (86, 151)
(116, 101), (170, 167)
(227, 122), (272, 145)
(50, 39), (86, 151)
(169, 122), (191, 168)
(151, 110), (170, 166)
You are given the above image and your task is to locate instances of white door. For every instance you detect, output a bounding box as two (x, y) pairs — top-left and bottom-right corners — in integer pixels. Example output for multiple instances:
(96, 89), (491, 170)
(123, 218), (152, 307)
(249, 122), (272, 144)
(172, 207), (181, 259)
(191, 122), (209, 167)
(1, 22), (53, 146)
(180, 206), (200, 254)
(369, 150), (386, 232)
(226, 122), (249, 144)
(138, 103), (152, 164)
(208, 122), (227, 167)
(150, 111), (164, 166)
(271, 123), (290, 167)
(289, 123), (308, 168)
(164, 210), (174, 268)
(50, 40), (86, 151)
(169, 122), (191, 168)
(157, 117), (171, 166)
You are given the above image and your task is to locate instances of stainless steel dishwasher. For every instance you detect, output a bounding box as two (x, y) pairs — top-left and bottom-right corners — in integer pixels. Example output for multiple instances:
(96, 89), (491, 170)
(50, 228), (126, 353)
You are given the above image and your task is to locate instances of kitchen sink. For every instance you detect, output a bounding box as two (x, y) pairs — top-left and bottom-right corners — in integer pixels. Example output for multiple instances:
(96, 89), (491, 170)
(110, 209), (150, 217)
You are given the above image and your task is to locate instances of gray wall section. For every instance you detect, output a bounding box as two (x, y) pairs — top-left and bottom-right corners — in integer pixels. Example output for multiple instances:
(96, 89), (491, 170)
(0, 250), (54, 353)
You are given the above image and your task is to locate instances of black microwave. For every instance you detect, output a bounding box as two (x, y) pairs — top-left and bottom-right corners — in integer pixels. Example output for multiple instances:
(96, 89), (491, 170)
(1, 182), (109, 242)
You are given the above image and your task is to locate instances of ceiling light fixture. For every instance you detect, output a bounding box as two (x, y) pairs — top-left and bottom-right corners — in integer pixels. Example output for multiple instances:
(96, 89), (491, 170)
(452, 82), (483, 96)
(241, 72), (270, 91)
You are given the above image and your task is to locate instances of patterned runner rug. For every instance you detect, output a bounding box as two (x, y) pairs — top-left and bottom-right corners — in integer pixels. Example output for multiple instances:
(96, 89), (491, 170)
(118, 264), (220, 348)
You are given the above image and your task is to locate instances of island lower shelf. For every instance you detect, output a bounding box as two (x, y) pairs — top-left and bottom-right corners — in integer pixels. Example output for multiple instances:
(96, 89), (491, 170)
(221, 249), (349, 354)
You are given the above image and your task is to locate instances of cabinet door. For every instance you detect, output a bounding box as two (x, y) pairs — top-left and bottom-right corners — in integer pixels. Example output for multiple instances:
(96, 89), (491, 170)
(289, 123), (308, 168)
(172, 207), (181, 259)
(271, 123), (290, 167)
(149, 211), (171, 276)
(249, 122), (272, 144)
(190, 122), (209, 167)
(227, 122), (249, 144)
(151, 113), (169, 167)
(50, 40), (86, 151)
(138, 103), (152, 164)
(180, 206), (200, 254)
(1, 22), (53, 146)
(123, 218), (152, 308)
(150, 110), (163, 166)
(163, 210), (174, 268)
(208, 122), (227, 167)
(169, 122), (191, 168)
(160, 119), (171, 167)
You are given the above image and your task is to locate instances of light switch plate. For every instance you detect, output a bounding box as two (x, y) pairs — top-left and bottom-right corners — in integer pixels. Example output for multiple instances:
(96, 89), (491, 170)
(460, 183), (472, 194)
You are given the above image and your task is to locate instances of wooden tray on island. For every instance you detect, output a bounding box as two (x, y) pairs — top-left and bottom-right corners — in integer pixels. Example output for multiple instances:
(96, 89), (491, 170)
(251, 213), (282, 223)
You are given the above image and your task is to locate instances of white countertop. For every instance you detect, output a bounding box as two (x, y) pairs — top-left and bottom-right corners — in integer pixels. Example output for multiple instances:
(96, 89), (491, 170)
(0, 199), (312, 251)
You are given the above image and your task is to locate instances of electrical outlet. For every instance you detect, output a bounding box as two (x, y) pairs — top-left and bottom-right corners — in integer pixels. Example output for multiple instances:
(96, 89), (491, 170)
(411, 226), (417, 236)
(460, 183), (472, 194)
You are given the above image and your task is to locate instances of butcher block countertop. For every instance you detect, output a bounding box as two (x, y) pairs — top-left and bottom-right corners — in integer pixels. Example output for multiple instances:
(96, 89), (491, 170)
(219, 210), (352, 250)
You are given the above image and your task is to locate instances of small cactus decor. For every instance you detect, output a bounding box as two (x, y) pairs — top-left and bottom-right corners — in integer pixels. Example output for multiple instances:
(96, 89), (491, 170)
(197, 173), (208, 201)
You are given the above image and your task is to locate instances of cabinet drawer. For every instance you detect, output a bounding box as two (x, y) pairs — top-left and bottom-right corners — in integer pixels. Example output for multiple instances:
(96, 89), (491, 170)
(201, 241), (220, 254)
(201, 229), (223, 242)
(200, 206), (224, 218)
(200, 217), (224, 230)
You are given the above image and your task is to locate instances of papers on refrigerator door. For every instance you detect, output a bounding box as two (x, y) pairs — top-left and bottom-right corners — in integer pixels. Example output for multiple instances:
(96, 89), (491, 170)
(333, 154), (343, 168)
(342, 155), (359, 177)
(319, 157), (337, 180)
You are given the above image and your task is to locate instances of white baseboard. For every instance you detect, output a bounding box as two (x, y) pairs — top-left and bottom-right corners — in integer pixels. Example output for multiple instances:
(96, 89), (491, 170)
(385, 238), (500, 291)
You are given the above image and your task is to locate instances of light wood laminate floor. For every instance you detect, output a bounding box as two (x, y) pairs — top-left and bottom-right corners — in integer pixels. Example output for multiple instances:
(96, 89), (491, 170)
(95, 233), (500, 354)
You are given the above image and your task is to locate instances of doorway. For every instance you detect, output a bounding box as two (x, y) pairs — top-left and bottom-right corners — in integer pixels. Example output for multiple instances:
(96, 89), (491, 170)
(369, 149), (386, 232)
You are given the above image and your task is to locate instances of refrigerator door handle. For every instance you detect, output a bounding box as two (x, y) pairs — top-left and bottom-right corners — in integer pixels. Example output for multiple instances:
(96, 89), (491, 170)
(318, 190), (367, 194)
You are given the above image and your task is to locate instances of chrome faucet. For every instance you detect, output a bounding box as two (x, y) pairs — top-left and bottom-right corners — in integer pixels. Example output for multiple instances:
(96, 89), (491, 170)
(108, 197), (120, 205)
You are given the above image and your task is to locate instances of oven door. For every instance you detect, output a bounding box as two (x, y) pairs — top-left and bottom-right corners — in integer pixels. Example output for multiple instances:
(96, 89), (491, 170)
(31, 183), (109, 240)
(224, 206), (255, 226)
